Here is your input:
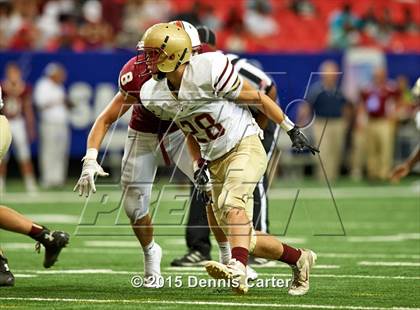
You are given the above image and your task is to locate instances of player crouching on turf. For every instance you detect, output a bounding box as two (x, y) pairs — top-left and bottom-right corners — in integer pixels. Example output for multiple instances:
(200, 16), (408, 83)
(0, 87), (69, 287)
(139, 23), (318, 295)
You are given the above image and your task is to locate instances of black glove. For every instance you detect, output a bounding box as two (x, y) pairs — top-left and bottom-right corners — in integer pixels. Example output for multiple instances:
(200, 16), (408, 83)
(193, 158), (212, 192)
(287, 126), (319, 155)
(193, 158), (213, 205)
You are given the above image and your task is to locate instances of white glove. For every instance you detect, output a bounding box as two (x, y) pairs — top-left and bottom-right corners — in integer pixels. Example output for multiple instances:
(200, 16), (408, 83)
(73, 149), (109, 197)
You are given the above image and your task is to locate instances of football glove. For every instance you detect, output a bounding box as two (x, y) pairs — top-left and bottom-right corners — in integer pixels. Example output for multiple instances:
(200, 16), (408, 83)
(193, 158), (212, 193)
(287, 126), (319, 155)
(73, 158), (109, 197)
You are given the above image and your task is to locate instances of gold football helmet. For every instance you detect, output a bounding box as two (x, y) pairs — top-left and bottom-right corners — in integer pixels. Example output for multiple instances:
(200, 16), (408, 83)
(138, 23), (192, 76)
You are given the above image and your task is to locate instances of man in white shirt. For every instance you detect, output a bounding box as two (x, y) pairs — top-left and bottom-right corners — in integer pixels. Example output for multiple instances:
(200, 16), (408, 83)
(34, 63), (69, 188)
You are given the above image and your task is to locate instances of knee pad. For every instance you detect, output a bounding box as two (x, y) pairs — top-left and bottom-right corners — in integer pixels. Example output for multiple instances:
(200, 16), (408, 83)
(249, 228), (257, 254)
(121, 182), (151, 223)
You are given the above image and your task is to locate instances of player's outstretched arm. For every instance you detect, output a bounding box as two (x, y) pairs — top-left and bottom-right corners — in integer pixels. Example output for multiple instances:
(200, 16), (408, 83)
(237, 80), (319, 154)
(74, 92), (136, 197)
(390, 144), (420, 183)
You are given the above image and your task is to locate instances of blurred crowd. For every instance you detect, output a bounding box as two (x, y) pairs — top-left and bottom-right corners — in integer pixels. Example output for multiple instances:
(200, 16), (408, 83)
(0, 0), (418, 52)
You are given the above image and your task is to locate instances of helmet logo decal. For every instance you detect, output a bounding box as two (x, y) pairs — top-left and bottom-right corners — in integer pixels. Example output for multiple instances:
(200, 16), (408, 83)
(175, 48), (188, 70)
(160, 35), (170, 50)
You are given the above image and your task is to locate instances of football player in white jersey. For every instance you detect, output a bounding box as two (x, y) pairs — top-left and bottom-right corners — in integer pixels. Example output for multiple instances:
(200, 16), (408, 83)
(172, 25), (280, 268)
(139, 23), (319, 295)
(0, 86), (69, 287)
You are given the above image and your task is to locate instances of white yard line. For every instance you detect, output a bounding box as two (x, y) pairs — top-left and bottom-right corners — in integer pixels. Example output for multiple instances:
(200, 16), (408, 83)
(24, 214), (79, 224)
(358, 261), (420, 267)
(14, 274), (38, 278)
(319, 253), (420, 259)
(1, 185), (418, 203)
(84, 240), (140, 248)
(0, 297), (418, 310)
(348, 234), (420, 242)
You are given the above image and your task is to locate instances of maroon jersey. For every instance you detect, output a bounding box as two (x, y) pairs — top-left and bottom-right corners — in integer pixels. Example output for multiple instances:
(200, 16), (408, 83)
(0, 81), (31, 119)
(119, 55), (177, 134)
(361, 83), (400, 118)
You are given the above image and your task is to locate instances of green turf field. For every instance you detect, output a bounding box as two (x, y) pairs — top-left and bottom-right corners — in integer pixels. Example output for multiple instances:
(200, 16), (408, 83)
(0, 178), (419, 309)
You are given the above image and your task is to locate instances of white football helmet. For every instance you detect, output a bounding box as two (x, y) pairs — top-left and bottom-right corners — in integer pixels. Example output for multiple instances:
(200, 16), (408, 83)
(169, 20), (201, 54)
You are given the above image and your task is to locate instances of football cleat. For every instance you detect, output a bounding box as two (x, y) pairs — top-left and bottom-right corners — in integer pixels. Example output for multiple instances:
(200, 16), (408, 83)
(35, 230), (70, 268)
(144, 243), (163, 288)
(171, 250), (210, 267)
(288, 249), (317, 296)
(0, 255), (15, 287)
(205, 259), (248, 294)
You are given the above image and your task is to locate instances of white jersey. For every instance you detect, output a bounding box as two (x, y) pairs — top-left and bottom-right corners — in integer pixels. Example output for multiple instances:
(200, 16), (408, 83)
(141, 52), (261, 161)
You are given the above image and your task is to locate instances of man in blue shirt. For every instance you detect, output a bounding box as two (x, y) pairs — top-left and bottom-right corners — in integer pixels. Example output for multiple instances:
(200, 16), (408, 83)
(304, 60), (350, 181)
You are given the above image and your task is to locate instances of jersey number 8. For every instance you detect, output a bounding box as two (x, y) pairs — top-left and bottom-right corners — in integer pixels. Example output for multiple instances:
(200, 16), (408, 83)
(120, 72), (133, 86)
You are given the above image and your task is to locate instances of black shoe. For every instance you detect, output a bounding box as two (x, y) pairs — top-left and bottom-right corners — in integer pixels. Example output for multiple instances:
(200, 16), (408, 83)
(171, 250), (210, 267)
(0, 255), (15, 287)
(34, 230), (70, 268)
(248, 256), (276, 267)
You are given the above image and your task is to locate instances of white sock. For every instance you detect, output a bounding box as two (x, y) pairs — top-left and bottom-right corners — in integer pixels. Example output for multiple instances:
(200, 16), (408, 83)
(143, 240), (155, 255)
(24, 175), (37, 192)
(218, 241), (231, 264)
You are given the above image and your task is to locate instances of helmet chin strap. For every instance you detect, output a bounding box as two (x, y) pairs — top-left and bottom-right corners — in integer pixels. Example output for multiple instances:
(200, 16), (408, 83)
(153, 71), (166, 81)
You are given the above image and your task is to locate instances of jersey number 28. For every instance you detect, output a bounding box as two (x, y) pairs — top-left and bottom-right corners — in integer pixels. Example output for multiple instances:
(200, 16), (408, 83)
(179, 113), (225, 143)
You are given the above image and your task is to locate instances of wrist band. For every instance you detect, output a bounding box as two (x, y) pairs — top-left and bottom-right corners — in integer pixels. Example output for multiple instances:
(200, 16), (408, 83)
(280, 115), (295, 132)
(84, 148), (98, 160)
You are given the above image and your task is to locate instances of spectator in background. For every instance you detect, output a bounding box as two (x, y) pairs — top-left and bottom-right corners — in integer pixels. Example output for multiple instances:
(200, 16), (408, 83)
(45, 13), (83, 51)
(0, 1), (12, 49)
(171, 2), (201, 26)
(118, 0), (170, 48)
(36, 0), (75, 48)
(290, 0), (316, 18)
(396, 7), (419, 34)
(34, 63), (69, 189)
(0, 62), (37, 194)
(328, 3), (360, 50)
(245, 0), (278, 37)
(301, 60), (351, 181)
(79, 0), (114, 50)
(7, 0), (40, 50)
(223, 8), (247, 52)
(357, 67), (400, 181)
(200, 4), (221, 31)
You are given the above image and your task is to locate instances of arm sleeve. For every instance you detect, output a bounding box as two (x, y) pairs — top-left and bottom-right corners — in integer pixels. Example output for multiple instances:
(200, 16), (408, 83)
(211, 53), (243, 100)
